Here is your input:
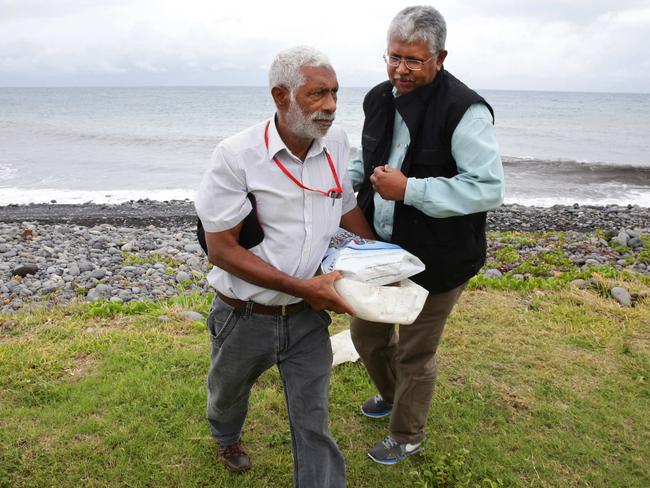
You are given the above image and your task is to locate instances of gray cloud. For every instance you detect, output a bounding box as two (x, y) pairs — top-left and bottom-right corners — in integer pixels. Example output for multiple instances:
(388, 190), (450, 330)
(447, 0), (650, 21)
(1, 0), (649, 92)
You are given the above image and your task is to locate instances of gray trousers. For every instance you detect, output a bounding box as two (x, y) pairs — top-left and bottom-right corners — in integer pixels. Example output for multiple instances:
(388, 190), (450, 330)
(206, 296), (345, 488)
(350, 282), (467, 445)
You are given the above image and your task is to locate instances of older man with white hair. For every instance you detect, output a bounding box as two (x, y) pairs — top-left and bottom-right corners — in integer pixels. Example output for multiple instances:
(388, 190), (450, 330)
(195, 46), (373, 486)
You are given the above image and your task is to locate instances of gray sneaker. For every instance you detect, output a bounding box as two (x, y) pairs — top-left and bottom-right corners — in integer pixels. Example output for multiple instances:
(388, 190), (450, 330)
(368, 435), (422, 465)
(361, 394), (393, 418)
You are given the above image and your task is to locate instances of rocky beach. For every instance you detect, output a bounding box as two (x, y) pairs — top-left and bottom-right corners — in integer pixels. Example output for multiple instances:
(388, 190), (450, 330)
(1, 200), (648, 315)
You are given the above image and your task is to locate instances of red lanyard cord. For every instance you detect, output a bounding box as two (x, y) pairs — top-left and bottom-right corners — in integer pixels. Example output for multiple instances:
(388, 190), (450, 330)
(264, 121), (342, 198)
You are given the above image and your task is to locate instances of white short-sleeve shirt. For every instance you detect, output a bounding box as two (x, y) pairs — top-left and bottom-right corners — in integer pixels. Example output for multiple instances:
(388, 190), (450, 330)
(195, 117), (357, 305)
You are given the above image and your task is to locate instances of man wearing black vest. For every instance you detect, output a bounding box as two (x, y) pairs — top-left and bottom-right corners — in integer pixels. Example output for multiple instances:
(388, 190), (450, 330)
(348, 5), (505, 465)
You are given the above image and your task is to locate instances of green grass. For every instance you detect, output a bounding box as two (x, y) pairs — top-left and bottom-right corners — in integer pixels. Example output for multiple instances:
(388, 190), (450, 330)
(477, 228), (650, 293)
(1, 282), (648, 487)
(121, 251), (182, 268)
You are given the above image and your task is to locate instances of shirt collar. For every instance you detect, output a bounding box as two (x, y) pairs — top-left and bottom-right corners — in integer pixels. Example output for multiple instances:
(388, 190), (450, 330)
(267, 115), (327, 162)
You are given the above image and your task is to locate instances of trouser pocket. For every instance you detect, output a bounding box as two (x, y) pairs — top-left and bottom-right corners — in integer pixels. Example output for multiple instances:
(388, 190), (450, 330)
(207, 299), (239, 348)
(315, 309), (332, 328)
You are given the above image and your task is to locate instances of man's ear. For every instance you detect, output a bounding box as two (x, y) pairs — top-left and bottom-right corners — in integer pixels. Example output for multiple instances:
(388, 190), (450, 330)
(271, 86), (290, 110)
(436, 50), (448, 71)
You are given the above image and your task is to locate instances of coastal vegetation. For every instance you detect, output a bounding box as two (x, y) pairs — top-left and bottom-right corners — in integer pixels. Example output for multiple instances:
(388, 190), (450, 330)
(1, 229), (649, 487)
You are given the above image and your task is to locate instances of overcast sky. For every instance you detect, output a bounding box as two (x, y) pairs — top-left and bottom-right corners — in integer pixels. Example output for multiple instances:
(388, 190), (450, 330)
(1, 0), (649, 92)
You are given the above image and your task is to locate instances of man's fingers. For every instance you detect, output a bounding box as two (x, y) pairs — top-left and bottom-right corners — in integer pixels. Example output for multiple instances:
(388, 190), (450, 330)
(370, 172), (382, 193)
(329, 271), (343, 282)
(329, 294), (356, 316)
(337, 297), (356, 316)
(320, 272), (355, 315)
(332, 278), (356, 316)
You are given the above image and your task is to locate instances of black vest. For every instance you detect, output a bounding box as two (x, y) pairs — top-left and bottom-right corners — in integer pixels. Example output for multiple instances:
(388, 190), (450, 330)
(358, 70), (494, 293)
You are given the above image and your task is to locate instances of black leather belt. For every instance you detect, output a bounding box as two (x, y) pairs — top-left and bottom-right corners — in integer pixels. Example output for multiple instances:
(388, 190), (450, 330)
(217, 292), (307, 316)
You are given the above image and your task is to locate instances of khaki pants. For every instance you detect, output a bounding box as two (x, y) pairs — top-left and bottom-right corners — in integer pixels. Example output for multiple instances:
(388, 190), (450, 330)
(350, 282), (466, 444)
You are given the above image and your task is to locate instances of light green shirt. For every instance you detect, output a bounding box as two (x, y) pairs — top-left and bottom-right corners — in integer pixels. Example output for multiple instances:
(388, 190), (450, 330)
(348, 102), (505, 241)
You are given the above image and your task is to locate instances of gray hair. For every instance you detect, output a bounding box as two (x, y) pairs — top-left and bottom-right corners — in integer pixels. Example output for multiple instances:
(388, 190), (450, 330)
(387, 5), (447, 55)
(268, 46), (332, 95)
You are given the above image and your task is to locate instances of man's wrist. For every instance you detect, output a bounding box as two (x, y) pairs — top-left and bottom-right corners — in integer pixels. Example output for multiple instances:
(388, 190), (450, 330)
(403, 177), (423, 206)
(277, 274), (307, 300)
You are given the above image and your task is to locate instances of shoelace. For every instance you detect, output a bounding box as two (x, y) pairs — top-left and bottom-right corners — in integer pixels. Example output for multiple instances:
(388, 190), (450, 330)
(381, 435), (399, 449)
(373, 394), (384, 404)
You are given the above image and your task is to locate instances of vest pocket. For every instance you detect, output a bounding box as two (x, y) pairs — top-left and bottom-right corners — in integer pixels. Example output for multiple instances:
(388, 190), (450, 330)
(361, 132), (380, 151)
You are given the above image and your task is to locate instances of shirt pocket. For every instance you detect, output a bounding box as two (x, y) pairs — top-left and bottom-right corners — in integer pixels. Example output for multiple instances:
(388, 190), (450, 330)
(326, 195), (344, 234)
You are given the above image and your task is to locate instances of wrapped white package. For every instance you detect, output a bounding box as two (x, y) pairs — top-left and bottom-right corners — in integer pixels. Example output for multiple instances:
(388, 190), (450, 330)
(334, 278), (428, 325)
(330, 329), (360, 366)
(322, 230), (429, 324)
(321, 230), (425, 285)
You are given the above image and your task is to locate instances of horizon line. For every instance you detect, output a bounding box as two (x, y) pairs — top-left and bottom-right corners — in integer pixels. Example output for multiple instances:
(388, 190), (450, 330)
(0, 84), (648, 96)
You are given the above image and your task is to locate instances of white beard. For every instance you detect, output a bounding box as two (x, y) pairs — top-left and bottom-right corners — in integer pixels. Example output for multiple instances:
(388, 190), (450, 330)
(285, 101), (334, 139)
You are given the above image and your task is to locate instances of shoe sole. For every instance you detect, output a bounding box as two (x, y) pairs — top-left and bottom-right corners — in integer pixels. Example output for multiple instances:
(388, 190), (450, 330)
(360, 406), (392, 418)
(222, 462), (251, 474)
(367, 446), (422, 465)
(219, 455), (251, 473)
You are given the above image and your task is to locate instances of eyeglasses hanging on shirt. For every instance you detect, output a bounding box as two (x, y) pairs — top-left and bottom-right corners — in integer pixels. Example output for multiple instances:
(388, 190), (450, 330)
(264, 121), (343, 205)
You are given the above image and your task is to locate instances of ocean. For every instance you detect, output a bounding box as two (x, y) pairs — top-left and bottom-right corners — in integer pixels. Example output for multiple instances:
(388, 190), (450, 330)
(1, 86), (649, 207)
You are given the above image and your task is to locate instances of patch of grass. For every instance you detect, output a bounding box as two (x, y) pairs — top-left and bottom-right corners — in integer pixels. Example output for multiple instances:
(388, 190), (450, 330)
(80, 292), (214, 319)
(588, 267), (650, 290)
(605, 234), (649, 267)
(489, 231), (538, 247)
(610, 242), (631, 255)
(83, 299), (160, 318)
(511, 257), (555, 277)
(481, 230), (650, 295)
(409, 447), (505, 487)
(121, 251), (181, 268)
(177, 279), (195, 289)
(471, 262), (650, 292)
(470, 273), (564, 291)
(494, 245), (522, 267)
(538, 248), (574, 270)
(635, 235), (650, 265)
(1, 282), (648, 487)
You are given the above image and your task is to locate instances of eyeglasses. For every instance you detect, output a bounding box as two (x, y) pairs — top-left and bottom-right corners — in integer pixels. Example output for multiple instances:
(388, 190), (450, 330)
(383, 52), (436, 71)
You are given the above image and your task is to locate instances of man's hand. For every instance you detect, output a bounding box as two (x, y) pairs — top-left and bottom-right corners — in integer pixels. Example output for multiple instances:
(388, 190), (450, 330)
(205, 225), (355, 316)
(301, 272), (356, 316)
(370, 165), (407, 201)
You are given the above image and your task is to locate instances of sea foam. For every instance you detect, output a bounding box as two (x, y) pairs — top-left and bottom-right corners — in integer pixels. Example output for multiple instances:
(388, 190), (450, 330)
(0, 188), (196, 206)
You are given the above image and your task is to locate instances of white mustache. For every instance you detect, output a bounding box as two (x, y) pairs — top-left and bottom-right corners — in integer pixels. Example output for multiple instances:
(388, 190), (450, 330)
(310, 111), (335, 122)
(393, 75), (414, 83)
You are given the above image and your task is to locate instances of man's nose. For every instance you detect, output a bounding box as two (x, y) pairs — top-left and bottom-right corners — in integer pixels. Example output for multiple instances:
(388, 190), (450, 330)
(322, 92), (336, 112)
(396, 59), (411, 75)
